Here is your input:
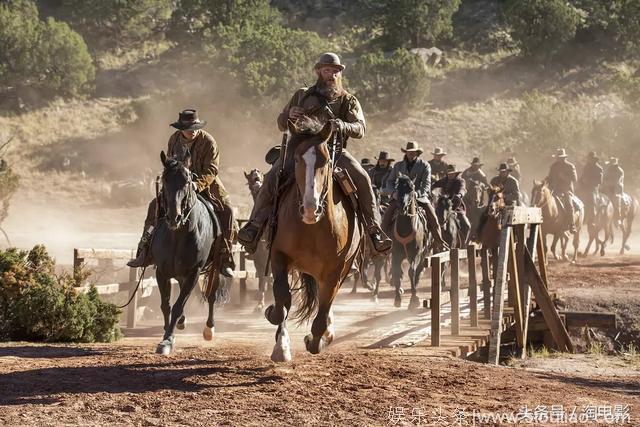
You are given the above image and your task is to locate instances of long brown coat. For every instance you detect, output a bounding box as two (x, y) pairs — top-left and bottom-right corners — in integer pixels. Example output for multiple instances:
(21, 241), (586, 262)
(167, 130), (229, 202)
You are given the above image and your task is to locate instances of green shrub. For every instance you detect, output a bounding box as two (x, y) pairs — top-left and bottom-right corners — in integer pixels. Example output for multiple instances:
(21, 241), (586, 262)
(349, 0), (461, 49)
(349, 49), (430, 114)
(503, 0), (582, 57)
(0, 0), (95, 97)
(59, 0), (173, 50)
(0, 245), (122, 343)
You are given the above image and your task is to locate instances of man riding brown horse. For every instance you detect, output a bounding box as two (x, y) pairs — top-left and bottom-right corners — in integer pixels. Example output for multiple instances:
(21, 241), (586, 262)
(128, 109), (235, 277)
(381, 141), (448, 252)
(462, 157), (489, 188)
(237, 52), (392, 254)
(547, 148), (579, 233)
(490, 163), (521, 206)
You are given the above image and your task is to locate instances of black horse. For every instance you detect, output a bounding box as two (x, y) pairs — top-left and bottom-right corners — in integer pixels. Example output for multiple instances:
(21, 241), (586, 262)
(152, 151), (222, 355)
(389, 175), (429, 309)
(464, 179), (486, 242)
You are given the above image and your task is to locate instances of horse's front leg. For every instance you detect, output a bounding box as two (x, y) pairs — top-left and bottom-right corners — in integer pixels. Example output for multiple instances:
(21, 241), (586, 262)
(372, 256), (383, 303)
(391, 247), (404, 308)
(156, 269), (199, 355)
(407, 249), (421, 309)
(550, 234), (560, 260)
(203, 272), (220, 341)
(266, 252), (292, 362)
(305, 276), (340, 355)
(156, 269), (172, 334)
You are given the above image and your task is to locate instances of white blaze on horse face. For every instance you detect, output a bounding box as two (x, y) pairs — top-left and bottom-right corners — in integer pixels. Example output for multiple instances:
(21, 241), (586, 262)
(302, 146), (320, 223)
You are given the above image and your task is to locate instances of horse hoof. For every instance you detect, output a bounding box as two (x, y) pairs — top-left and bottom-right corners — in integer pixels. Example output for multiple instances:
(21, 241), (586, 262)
(408, 296), (420, 310)
(203, 326), (214, 341)
(304, 334), (324, 355)
(600, 248), (605, 257)
(265, 304), (287, 326)
(176, 323), (185, 331)
(176, 316), (186, 330)
(398, 287), (404, 295)
(624, 244), (631, 251)
(253, 302), (265, 314)
(371, 295), (379, 304)
(394, 296), (402, 308)
(156, 338), (175, 355)
(271, 329), (292, 362)
(350, 287), (357, 294)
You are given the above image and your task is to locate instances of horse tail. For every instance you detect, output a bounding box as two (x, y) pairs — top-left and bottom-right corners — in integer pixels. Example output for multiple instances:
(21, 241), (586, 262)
(293, 273), (318, 324)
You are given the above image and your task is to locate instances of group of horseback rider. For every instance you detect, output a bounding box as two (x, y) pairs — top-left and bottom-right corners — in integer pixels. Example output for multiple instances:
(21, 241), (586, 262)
(127, 52), (628, 274)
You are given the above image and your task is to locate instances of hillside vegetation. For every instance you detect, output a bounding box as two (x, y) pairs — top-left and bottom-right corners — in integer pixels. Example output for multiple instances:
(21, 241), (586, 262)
(0, 0), (639, 204)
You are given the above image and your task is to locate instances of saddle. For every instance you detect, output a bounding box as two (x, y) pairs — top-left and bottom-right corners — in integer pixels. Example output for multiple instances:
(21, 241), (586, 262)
(197, 194), (222, 239)
(554, 194), (583, 212)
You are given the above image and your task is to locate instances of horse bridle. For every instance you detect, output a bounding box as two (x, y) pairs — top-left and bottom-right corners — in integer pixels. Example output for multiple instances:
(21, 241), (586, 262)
(164, 167), (197, 228)
(296, 150), (331, 220)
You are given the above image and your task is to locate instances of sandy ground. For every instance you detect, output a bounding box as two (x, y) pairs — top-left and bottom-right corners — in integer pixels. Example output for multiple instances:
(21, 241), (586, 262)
(2, 256), (640, 425)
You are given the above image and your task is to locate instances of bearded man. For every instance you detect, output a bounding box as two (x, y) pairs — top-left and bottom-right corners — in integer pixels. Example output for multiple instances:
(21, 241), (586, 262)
(237, 52), (392, 254)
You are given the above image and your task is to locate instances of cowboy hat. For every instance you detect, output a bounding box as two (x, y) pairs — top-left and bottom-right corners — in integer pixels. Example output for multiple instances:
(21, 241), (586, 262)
(506, 157), (519, 166)
(314, 52), (345, 70)
(607, 157), (619, 165)
(497, 162), (512, 172)
(446, 164), (460, 174)
(552, 148), (568, 158)
(170, 109), (207, 131)
(375, 151), (395, 162)
(401, 141), (423, 155)
(470, 157), (483, 166)
(432, 147), (447, 156)
(360, 158), (372, 166)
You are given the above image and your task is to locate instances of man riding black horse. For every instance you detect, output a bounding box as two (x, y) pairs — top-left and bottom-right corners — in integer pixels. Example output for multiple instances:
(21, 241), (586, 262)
(432, 164), (471, 245)
(381, 141), (448, 252)
(128, 109), (235, 277)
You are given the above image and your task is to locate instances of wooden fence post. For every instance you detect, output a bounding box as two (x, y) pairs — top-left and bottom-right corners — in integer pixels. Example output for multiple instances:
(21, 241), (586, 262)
(480, 249), (491, 319)
(450, 249), (460, 336)
(126, 266), (138, 329)
(430, 257), (442, 346)
(488, 226), (512, 365)
(467, 245), (479, 328)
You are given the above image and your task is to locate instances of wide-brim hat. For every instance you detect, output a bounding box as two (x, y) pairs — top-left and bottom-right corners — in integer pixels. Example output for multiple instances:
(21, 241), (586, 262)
(497, 162), (512, 172)
(607, 157), (619, 165)
(171, 109), (207, 131)
(375, 151), (395, 162)
(446, 164), (460, 174)
(552, 148), (568, 158)
(432, 147), (447, 156)
(360, 158), (372, 166)
(401, 141), (423, 155)
(470, 157), (483, 166)
(314, 52), (345, 71)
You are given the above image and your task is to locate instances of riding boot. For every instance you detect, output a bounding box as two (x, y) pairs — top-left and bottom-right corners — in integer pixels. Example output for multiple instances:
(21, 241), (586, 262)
(237, 220), (266, 254)
(127, 228), (154, 268)
(219, 243), (235, 278)
(337, 151), (392, 254)
(566, 194), (576, 233)
(423, 201), (449, 252)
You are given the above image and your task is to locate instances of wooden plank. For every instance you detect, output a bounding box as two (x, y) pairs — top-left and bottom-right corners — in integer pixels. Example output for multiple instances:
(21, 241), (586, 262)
(536, 226), (549, 288)
(450, 249), (460, 336)
(429, 251), (451, 263)
(520, 223), (539, 359)
(480, 249), (491, 319)
(487, 226), (512, 365)
(514, 224), (527, 315)
(126, 267), (138, 329)
(431, 258), (442, 347)
(560, 311), (617, 329)
(523, 246), (574, 353)
(75, 248), (135, 261)
(467, 245), (479, 328)
(502, 206), (543, 225)
(507, 231), (525, 349)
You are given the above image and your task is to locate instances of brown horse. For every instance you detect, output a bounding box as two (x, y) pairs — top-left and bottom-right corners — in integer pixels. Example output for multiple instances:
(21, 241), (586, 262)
(531, 180), (583, 263)
(476, 186), (505, 250)
(243, 169), (272, 312)
(582, 192), (614, 257)
(264, 133), (362, 362)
